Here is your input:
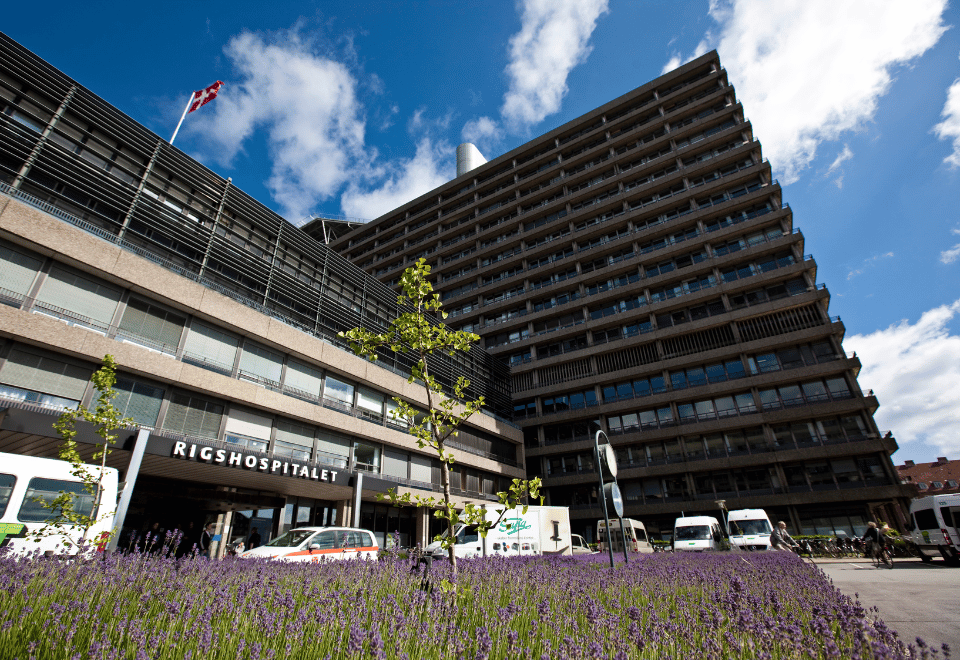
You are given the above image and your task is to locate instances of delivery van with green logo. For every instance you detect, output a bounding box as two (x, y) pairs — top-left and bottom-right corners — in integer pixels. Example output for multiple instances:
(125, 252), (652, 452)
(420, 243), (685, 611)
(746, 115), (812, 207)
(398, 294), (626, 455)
(426, 505), (572, 560)
(0, 452), (118, 557)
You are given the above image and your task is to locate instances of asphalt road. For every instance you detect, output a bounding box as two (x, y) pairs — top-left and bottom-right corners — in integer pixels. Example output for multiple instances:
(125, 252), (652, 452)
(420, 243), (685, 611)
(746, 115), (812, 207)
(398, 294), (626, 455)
(813, 557), (959, 654)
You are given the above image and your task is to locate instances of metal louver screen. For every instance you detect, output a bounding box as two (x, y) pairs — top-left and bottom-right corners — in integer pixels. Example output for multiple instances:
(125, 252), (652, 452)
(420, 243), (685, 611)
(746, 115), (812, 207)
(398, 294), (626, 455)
(162, 393), (223, 439)
(0, 349), (90, 399)
(118, 298), (186, 353)
(275, 420), (315, 448)
(283, 360), (323, 399)
(35, 266), (121, 326)
(113, 378), (165, 427)
(182, 322), (239, 373)
(0, 244), (42, 297)
(239, 342), (283, 384)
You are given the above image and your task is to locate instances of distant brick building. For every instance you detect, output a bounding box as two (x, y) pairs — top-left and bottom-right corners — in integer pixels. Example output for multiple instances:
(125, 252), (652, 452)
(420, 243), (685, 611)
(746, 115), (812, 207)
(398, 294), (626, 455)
(897, 457), (960, 497)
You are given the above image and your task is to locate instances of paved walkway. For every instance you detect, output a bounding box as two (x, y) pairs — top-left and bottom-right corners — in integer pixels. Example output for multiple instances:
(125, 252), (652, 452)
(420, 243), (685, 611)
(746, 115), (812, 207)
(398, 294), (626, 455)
(812, 557), (959, 654)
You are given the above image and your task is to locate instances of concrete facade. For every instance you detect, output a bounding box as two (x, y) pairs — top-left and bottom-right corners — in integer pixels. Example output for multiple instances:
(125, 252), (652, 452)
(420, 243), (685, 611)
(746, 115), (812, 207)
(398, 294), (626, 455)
(331, 51), (914, 540)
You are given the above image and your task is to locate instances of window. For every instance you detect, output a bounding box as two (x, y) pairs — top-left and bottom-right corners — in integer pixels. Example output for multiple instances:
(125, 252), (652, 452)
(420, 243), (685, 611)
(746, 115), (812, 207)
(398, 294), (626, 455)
(0, 349), (91, 410)
(354, 441), (381, 472)
(0, 474), (16, 518)
(932, 481), (943, 489)
(18, 478), (96, 523)
(34, 266), (121, 333)
(918, 482), (928, 490)
(113, 378), (165, 427)
(162, 393), (224, 440)
(323, 376), (355, 407)
(182, 323), (239, 375)
(117, 298), (186, 355)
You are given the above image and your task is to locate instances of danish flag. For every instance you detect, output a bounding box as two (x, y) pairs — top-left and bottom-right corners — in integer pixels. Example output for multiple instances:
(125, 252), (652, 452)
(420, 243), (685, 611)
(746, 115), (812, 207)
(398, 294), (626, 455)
(188, 81), (224, 113)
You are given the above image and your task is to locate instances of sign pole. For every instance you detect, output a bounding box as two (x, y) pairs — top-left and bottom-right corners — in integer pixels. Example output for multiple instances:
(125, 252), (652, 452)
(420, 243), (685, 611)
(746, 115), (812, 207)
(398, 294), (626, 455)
(595, 437), (615, 568)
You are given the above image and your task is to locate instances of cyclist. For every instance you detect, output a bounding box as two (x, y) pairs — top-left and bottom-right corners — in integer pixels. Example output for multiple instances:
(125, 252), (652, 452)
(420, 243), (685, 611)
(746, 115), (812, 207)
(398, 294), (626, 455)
(862, 522), (892, 567)
(770, 521), (799, 552)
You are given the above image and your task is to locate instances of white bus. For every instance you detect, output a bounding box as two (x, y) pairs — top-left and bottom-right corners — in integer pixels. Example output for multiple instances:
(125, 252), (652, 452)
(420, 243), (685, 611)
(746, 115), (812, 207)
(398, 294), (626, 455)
(908, 494), (960, 564)
(0, 452), (118, 556)
(597, 518), (654, 553)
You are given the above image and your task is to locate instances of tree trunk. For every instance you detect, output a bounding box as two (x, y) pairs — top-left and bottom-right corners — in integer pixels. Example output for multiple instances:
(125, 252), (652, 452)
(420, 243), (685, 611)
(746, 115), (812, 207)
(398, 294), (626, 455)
(439, 445), (457, 577)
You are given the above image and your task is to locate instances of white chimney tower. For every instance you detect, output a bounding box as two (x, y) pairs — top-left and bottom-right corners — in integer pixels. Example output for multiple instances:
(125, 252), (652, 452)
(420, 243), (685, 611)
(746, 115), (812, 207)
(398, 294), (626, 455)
(456, 143), (487, 178)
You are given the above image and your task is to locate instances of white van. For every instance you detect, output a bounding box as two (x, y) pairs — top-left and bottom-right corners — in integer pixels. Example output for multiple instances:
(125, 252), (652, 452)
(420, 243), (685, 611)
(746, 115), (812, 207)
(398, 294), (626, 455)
(240, 526), (379, 562)
(597, 518), (655, 553)
(673, 516), (723, 552)
(0, 452), (118, 556)
(727, 509), (773, 551)
(571, 533), (595, 554)
(908, 494), (960, 564)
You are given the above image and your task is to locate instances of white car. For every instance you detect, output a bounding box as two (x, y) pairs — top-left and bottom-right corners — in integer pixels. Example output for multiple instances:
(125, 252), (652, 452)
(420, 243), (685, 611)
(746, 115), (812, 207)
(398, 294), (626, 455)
(571, 533), (596, 554)
(240, 527), (378, 562)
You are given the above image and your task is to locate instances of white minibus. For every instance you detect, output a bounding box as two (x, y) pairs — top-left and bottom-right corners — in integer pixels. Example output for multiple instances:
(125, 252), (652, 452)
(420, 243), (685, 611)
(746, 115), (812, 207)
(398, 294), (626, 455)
(597, 518), (654, 553)
(727, 509), (773, 550)
(0, 452), (118, 556)
(673, 516), (723, 552)
(908, 494), (960, 564)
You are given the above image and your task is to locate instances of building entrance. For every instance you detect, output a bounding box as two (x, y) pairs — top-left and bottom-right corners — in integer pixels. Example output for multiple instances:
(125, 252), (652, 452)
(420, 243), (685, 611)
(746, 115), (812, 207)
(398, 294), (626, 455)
(118, 475), (285, 554)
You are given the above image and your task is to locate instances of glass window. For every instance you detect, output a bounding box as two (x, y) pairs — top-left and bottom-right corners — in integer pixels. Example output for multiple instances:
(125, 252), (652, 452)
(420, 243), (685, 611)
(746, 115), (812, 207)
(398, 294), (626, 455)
(323, 376), (355, 406)
(354, 441), (381, 471)
(0, 474), (16, 517)
(117, 297), (186, 355)
(801, 380), (828, 402)
(639, 411), (658, 429)
(778, 385), (802, 406)
(18, 478), (95, 523)
(112, 378), (165, 427)
(734, 393), (756, 413)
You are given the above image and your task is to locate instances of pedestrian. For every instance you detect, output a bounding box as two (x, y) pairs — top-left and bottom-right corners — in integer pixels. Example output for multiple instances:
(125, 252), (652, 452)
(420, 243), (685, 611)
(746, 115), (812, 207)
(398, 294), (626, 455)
(247, 528), (262, 549)
(770, 521), (799, 551)
(200, 523), (216, 558)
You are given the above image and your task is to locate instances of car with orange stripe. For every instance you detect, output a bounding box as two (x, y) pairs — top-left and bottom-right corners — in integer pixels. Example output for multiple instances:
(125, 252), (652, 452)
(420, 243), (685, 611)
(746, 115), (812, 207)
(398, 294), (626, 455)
(239, 526), (378, 562)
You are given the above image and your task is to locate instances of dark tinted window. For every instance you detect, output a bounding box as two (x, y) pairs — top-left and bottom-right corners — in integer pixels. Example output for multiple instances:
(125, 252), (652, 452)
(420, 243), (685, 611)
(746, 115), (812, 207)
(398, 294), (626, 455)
(0, 474), (15, 518)
(913, 508), (938, 530)
(18, 478), (94, 523)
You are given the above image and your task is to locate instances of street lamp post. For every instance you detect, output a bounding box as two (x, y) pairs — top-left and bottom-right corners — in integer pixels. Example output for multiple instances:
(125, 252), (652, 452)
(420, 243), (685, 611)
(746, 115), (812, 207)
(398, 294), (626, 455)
(716, 500), (728, 548)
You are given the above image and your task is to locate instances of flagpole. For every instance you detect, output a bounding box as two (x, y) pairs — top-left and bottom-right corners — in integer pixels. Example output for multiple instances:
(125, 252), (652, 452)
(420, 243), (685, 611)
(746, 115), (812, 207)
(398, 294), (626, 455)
(169, 92), (196, 145)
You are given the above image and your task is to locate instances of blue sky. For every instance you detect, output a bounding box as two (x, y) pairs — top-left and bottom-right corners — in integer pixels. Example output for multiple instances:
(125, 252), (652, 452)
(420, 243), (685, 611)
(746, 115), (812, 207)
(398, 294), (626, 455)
(5, 0), (960, 465)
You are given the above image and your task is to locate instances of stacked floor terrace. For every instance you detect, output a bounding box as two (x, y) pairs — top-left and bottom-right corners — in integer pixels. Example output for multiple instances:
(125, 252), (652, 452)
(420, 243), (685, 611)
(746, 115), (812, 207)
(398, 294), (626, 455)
(332, 51), (912, 540)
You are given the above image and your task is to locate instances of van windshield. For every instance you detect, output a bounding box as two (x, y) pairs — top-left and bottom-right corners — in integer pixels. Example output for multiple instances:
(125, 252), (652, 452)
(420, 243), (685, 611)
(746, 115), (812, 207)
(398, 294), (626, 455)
(675, 525), (711, 541)
(730, 519), (771, 535)
(265, 529), (316, 548)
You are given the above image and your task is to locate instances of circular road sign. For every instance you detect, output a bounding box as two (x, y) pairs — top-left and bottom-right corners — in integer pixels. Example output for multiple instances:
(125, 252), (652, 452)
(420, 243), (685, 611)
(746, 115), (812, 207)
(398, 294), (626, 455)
(604, 482), (624, 518)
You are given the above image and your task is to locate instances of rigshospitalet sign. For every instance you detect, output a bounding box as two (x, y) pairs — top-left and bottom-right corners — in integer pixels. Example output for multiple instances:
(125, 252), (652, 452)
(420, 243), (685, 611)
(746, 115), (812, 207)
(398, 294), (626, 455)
(171, 441), (341, 484)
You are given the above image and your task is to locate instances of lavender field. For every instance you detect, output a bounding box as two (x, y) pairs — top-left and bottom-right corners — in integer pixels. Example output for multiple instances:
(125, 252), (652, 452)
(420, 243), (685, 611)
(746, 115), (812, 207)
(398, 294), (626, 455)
(0, 550), (943, 659)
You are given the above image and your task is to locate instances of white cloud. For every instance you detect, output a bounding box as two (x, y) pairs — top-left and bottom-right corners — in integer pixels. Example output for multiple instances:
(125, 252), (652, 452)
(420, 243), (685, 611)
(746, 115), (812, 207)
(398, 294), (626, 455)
(461, 116), (502, 152)
(846, 251), (894, 280)
(826, 145), (854, 176)
(846, 299), (960, 458)
(941, 228), (960, 264)
(188, 29), (370, 221)
(933, 57), (960, 168)
(340, 138), (454, 221)
(668, 0), (949, 184)
(499, 0), (609, 132)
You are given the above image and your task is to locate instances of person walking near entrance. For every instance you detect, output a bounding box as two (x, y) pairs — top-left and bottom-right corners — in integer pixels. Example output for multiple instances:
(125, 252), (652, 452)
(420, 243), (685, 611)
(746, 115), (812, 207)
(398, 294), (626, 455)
(200, 523), (216, 558)
(247, 528), (262, 549)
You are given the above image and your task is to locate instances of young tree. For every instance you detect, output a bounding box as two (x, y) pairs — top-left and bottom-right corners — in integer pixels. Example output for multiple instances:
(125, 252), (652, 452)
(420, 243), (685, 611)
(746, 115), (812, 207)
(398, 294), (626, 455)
(32, 354), (132, 551)
(340, 258), (540, 577)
